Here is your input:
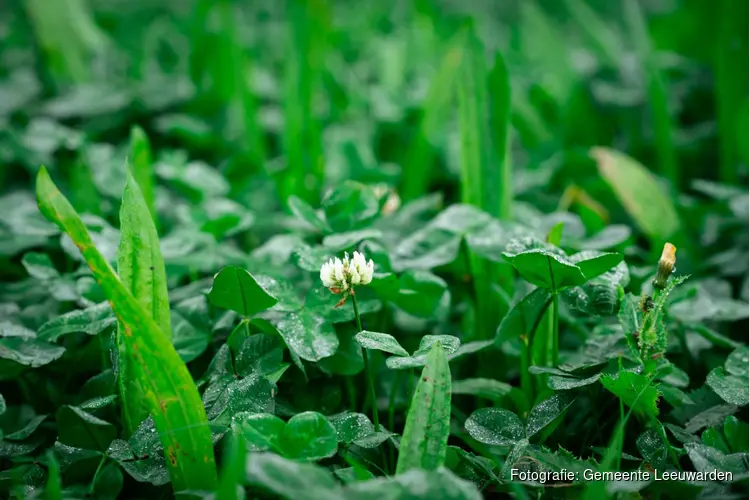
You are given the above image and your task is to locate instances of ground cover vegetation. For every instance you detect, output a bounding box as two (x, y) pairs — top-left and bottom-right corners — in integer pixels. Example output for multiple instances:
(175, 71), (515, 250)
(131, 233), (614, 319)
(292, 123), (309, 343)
(0, 0), (748, 498)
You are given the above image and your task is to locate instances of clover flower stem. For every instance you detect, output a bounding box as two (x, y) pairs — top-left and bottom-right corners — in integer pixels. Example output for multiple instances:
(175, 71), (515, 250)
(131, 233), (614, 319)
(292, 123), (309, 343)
(387, 371), (399, 466)
(351, 293), (380, 431)
(551, 292), (559, 367)
(520, 335), (532, 403)
(89, 454), (108, 494)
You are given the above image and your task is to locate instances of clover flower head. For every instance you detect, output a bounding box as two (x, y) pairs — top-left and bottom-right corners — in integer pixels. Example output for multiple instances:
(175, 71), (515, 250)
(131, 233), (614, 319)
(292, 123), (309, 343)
(320, 251), (374, 294)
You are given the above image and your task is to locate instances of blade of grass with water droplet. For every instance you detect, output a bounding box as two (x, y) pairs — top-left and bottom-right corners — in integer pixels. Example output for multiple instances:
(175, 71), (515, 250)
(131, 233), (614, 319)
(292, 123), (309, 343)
(396, 342), (451, 474)
(36, 166), (217, 492)
(117, 166), (172, 436)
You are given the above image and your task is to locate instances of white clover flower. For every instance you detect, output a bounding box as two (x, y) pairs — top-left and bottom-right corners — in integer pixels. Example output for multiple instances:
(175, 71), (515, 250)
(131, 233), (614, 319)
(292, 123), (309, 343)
(320, 251), (374, 294)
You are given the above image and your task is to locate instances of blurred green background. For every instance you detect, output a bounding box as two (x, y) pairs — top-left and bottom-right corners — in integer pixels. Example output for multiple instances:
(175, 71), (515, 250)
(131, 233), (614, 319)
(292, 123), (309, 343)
(0, 0), (747, 249)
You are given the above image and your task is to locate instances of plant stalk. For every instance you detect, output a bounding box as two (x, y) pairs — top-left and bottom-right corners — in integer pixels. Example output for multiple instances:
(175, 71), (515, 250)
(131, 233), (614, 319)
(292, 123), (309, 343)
(351, 293), (380, 430)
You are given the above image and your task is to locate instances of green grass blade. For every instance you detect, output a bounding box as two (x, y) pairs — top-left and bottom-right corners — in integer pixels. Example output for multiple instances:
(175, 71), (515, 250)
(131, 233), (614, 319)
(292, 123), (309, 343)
(23, 0), (107, 85)
(395, 342), (451, 474)
(623, 0), (678, 187)
(401, 33), (465, 202)
(36, 166), (218, 492)
(456, 24), (491, 212)
(129, 126), (157, 230)
(281, 0), (327, 205)
(456, 26), (513, 343)
(487, 51), (512, 222)
(563, 0), (622, 64)
(117, 167), (172, 436)
(44, 450), (62, 500)
(714, 0), (749, 184)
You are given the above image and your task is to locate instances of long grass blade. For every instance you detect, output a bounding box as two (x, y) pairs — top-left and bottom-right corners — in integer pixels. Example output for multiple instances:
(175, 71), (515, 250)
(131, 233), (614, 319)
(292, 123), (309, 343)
(36, 166), (218, 492)
(117, 166), (172, 436)
(395, 342), (451, 474)
(281, 0), (327, 205)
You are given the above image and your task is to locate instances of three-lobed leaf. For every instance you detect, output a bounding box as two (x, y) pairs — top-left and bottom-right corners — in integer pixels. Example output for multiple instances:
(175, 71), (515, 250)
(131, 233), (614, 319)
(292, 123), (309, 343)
(355, 331), (409, 357)
(208, 266), (278, 317)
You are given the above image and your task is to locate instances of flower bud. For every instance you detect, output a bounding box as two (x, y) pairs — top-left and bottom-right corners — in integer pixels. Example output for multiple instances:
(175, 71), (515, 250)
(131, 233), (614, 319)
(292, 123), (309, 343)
(652, 242), (676, 290)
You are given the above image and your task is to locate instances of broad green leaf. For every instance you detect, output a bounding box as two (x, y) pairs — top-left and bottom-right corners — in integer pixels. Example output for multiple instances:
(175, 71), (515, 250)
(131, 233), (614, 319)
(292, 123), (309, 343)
(56, 406), (116, 452)
(685, 442), (749, 477)
(107, 439), (169, 486)
(546, 222), (564, 246)
(171, 310), (210, 363)
(304, 286), (382, 324)
(725, 415), (749, 453)
(37, 302), (115, 341)
(396, 342), (452, 474)
(231, 412), (284, 452)
(391, 227), (462, 271)
(318, 328), (364, 376)
(205, 373), (276, 426)
(117, 167), (172, 437)
(208, 266), (278, 317)
(495, 287), (553, 343)
(292, 244), (336, 272)
(91, 462), (124, 499)
(321, 181), (380, 233)
(280, 411), (338, 461)
(0, 336), (65, 370)
(601, 371), (661, 419)
(385, 340), (493, 370)
(578, 225), (632, 251)
(271, 311), (339, 362)
(591, 147), (680, 241)
(706, 346), (749, 406)
(393, 271), (448, 318)
(129, 126), (156, 228)
(465, 408), (524, 446)
(525, 393), (575, 438)
(726, 347), (749, 377)
(287, 196), (331, 233)
(328, 412), (375, 444)
(345, 467), (483, 500)
(414, 335), (461, 357)
(36, 167), (218, 491)
(500, 438), (529, 479)
(21, 251), (59, 280)
(637, 428), (668, 469)
(701, 427), (730, 454)
(244, 452), (344, 500)
(5, 414), (47, 440)
(333, 467), (375, 484)
(355, 331), (409, 357)
(706, 368), (748, 406)
(503, 248), (586, 290)
(322, 228), (383, 251)
(568, 251), (624, 281)
(451, 378), (512, 400)
(352, 431), (393, 449)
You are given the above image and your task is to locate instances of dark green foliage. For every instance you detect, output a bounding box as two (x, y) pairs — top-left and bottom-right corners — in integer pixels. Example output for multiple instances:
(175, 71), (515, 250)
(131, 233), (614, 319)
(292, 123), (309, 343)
(0, 0), (746, 498)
